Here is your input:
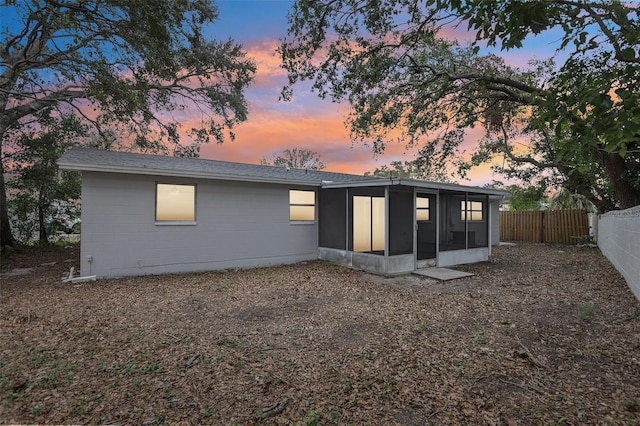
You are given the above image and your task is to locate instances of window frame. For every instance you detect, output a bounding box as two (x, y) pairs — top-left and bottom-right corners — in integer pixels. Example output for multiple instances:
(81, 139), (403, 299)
(155, 183), (197, 225)
(416, 196), (431, 222)
(461, 200), (484, 222)
(289, 189), (316, 223)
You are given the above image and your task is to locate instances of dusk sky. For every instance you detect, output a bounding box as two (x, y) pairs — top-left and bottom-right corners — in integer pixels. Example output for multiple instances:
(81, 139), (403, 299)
(0, 0), (567, 185)
(199, 0), (567, 186)
(203, 0), (380, 176)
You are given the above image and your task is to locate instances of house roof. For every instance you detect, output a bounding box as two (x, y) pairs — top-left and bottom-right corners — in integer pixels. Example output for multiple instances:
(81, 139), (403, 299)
(322, 178), (508, 197)
(58, 147), (369, 186)
(57, 147), (508, 197)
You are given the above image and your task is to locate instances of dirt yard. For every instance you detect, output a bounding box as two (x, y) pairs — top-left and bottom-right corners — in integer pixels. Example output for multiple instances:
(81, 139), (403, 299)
(1, 243), (639, 425)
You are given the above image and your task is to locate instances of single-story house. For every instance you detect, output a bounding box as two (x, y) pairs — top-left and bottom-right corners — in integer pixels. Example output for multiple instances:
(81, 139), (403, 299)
(58, 148), (507, 278)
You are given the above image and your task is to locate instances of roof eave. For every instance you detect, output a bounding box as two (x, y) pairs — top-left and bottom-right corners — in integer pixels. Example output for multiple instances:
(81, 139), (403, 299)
(398, 179), (508, 197)
(321, 177), (508, 197)
(57, 162), (323, 187)
(321, 178), (391, 188)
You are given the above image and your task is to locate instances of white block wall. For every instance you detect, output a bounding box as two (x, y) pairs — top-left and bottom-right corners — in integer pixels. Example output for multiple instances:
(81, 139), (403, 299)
(597, 206), (640, 302)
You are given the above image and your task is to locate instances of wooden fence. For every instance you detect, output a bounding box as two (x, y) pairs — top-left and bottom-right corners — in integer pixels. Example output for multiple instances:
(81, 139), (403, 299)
(500, 209), (589, 244)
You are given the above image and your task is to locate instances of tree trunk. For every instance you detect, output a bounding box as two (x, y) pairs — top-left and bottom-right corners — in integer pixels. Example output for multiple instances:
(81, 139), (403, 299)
(600, 151), (640, 209)
(0, 147), (16, 248)
(38, 189), (48, 244)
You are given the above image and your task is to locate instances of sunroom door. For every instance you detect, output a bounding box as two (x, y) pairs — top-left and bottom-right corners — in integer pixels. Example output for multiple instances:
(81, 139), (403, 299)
(416, 193), (436, 260)
(353, 195), (385, 253)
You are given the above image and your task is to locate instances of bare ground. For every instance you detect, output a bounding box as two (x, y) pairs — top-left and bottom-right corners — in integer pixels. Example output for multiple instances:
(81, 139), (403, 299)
(1, 243), (639, 425)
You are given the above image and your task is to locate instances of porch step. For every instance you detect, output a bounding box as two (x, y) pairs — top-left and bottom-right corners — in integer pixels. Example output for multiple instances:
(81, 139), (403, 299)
(412, 267), (474, 281)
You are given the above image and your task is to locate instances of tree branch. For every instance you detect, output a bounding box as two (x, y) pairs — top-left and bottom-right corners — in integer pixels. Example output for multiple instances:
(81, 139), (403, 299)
(5, 87), (87, 121)
(499, 124), (564, 170)
(555, 0), (640, 64)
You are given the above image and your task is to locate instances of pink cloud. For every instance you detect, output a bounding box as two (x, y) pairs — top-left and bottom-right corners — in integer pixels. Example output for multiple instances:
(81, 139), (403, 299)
(438, 20), (478, 45)
(200, 95), (503, 187)
(236, 40), (288, 93)
(64, 24), (516, 188)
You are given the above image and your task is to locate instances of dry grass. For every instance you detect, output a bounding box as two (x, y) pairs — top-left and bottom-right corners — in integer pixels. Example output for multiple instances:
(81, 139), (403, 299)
(1, 243), (639, 425)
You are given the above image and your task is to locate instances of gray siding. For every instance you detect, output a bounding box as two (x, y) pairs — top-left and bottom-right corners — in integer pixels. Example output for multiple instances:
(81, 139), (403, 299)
(490, 200), (500, 246)
(80, 172), (318, 277)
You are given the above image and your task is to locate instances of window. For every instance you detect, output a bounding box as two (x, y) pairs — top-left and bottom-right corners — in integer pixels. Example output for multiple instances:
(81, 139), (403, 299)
(416, 196), (430, 221)
(156, 183), (196, 222)
(461, 200), (483, 221)
(353, 196), (385, 252)
(290, 190), (315, 221)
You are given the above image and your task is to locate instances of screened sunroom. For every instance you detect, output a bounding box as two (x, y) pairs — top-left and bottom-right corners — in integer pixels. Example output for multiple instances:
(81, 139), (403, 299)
(317, 179), (505, 275)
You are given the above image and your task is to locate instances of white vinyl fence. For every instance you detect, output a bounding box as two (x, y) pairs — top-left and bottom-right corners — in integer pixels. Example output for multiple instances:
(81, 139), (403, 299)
(597, 206), (640, 303)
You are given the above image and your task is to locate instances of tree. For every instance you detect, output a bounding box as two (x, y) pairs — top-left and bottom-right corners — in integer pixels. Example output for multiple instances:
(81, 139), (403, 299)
(504, 184), (547, 211)
(547, 188), (597, 213)
(365, 142), (453, 182)
(1, 0), (256, 247)
(365, 158), (452, 182)
(260, 148), (325, 170)
(280, 0), (640, 211)
(7, 112), (83, 243)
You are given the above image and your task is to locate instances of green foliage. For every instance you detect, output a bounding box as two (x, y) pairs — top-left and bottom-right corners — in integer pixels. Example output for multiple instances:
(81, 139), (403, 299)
(301, 409), (322, 425)
(506, 184), (547, 211)
(200, 405), (221, 418)
(0, 0), (256, 246)
(548, 188), (597, 213)
(261, 148), (325, 170)
(281, 0), (640, 210)
(1, 0), (255, 149)
(6, 113), (83, 243)
(365, 156), (453, 183)
(623, 400), (639, 412)
(578, 303), (595, 323)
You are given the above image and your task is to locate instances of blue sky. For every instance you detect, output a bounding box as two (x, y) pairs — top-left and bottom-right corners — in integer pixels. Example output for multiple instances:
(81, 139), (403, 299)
(212, 0), (292, 42)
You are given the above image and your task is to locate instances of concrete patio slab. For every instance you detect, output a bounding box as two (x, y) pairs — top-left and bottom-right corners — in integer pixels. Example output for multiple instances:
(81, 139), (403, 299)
(413, 267), (473, 281)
